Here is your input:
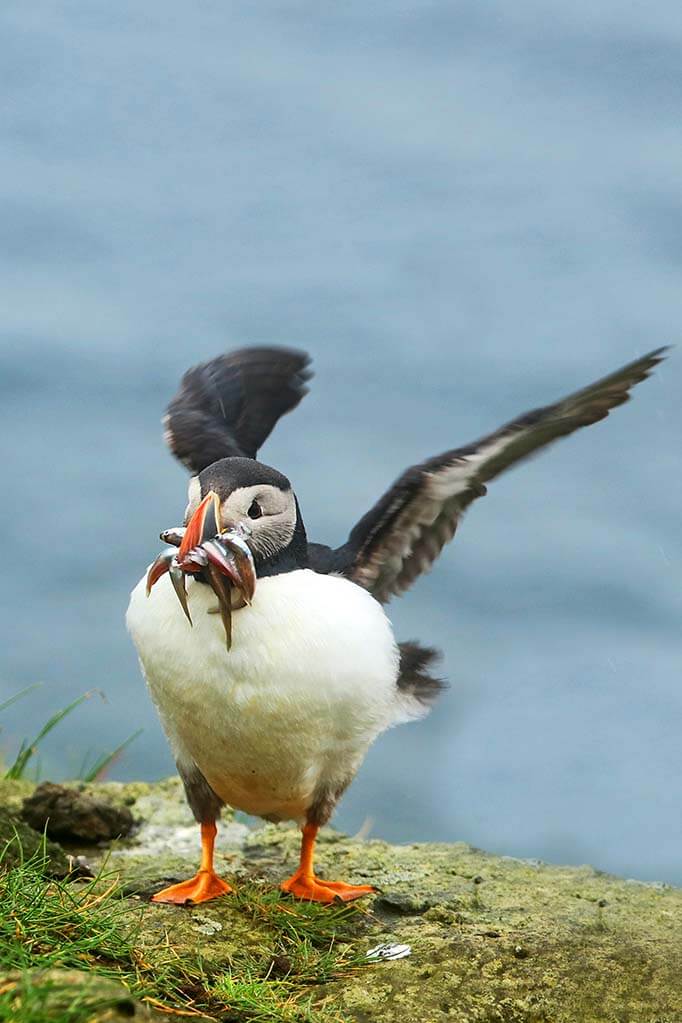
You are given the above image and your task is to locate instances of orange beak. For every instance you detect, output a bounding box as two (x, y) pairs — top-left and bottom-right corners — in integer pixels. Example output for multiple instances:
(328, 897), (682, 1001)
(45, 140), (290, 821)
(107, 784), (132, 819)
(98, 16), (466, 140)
(146, 490), (257, 648)
(178, 492), (222, 564)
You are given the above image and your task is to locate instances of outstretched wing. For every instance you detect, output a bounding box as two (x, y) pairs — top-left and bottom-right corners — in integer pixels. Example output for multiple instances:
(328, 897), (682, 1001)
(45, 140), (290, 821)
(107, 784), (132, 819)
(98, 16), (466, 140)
(340, 348), (667, 603)
(164, 347), (312, 473)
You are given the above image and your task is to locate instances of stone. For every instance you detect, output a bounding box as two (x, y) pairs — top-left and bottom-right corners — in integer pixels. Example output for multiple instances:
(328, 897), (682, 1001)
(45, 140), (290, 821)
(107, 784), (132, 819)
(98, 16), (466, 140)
(0, 807), (69, 877)
(374, 891), (434, 915)
(22, 782), (135, 842)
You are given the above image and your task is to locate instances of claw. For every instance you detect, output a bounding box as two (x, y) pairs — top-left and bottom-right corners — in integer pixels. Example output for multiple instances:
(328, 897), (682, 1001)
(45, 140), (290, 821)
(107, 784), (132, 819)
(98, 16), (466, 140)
(169, 560), (192, 625)
(207, 563), (232, 650)
(146, 550), (174, 596)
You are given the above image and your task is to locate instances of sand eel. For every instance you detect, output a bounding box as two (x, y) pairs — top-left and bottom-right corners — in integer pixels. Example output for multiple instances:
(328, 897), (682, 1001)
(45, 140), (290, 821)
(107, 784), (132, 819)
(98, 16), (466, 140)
(126, 345), (666, 904)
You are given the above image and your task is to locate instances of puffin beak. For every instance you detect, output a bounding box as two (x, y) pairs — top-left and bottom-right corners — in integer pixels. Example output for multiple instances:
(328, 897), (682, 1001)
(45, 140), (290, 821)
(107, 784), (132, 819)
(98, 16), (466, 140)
(146, 490), (257, 647)
(178, 492), (222, 562)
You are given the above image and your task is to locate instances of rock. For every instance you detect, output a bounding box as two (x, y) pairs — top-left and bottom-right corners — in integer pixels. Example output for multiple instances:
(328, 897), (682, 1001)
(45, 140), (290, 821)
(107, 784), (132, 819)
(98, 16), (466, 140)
(3, 775), (682, 1021)
(22, 782), (135, 842)
(0, 968), (191, 1022)
(374, 891), (434, 915)
(0, 777), (35, 815)
(0, 807), (69, 877)
(92, 778), (682, 1021)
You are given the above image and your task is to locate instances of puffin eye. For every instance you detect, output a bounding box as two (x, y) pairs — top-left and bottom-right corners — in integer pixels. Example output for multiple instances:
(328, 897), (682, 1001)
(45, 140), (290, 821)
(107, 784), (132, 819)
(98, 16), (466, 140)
(247, 499), (263, 520)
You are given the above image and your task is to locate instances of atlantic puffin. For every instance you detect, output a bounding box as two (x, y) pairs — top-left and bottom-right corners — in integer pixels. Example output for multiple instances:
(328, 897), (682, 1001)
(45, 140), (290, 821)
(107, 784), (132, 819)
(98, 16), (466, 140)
(126, 345), (665, 904)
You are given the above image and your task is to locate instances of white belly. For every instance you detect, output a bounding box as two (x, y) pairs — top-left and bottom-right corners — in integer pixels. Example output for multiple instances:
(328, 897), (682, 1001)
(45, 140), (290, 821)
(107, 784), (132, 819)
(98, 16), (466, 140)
(126, 568), (401, 823)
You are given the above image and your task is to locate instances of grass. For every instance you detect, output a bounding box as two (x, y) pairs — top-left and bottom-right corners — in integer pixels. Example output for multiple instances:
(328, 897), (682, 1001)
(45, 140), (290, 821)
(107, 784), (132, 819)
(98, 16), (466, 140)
(1, 686), (141, 782)
(5, 693), (95, 781)
(209, 886), (372, 1022)
(0, 836), (374, 1023)
(212, 974), (326, 1023)
(0, 842), (208, 1020)
(0, 974), (134, 1023)
(77, 729), (144, 783)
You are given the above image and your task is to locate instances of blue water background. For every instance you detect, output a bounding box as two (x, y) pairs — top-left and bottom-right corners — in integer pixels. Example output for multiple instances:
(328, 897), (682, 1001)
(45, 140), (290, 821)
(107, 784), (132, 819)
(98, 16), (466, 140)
(1, 3), (681, 883)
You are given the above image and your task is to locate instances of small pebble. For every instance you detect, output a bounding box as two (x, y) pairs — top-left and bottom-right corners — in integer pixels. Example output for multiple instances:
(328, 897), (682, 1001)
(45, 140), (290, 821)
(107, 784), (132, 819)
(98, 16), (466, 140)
(191, 915), (223, 936)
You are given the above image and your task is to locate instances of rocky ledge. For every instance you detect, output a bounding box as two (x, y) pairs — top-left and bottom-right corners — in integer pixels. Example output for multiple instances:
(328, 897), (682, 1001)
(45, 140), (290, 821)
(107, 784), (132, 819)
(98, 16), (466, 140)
(1, 776), (681, 1022)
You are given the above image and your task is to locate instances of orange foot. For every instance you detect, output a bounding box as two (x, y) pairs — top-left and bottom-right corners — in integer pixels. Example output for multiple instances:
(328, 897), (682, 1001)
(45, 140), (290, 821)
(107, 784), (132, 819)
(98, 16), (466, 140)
(151, 869), (232, 905)
(281, 872), (375, 904)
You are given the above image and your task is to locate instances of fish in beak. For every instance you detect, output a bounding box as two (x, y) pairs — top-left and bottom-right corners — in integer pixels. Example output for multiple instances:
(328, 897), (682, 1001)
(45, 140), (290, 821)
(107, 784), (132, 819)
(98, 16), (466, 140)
(145, 491), (257, 648)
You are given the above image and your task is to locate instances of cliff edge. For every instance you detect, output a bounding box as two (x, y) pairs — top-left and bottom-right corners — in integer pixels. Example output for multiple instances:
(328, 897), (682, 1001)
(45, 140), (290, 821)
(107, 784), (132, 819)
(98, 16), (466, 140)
(1, 777), (680, 1023)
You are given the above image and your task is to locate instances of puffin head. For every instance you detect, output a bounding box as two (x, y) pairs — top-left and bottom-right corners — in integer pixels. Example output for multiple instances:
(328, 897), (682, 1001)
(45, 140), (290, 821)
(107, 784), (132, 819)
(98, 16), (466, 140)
(147, 456), (308, 648)
(185, 456), (307, 573)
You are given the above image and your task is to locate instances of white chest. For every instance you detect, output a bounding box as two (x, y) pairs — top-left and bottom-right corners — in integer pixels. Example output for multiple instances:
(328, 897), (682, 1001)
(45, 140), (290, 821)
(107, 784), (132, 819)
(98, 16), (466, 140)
(126, 568), (400, 822)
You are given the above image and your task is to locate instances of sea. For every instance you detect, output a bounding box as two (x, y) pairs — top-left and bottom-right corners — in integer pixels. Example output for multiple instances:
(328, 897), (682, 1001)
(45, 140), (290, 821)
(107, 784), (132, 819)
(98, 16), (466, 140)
(1, 1), (680, 883)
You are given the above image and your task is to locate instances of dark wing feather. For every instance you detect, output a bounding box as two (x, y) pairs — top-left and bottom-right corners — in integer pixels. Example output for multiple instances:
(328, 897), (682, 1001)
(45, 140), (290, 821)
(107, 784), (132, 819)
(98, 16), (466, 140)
(164, 347), (312, 473)
(341, 348), (667, 603)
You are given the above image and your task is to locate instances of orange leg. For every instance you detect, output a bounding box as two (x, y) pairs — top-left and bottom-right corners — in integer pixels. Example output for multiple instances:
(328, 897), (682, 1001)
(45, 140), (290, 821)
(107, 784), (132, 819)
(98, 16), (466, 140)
(151, 822), (232, 905)
(280, 823), (375, 904)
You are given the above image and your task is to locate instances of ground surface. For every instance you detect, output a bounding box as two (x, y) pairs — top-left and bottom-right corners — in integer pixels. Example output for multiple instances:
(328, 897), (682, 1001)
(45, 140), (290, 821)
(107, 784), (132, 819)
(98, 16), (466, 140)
(1, 777), (680, 1022)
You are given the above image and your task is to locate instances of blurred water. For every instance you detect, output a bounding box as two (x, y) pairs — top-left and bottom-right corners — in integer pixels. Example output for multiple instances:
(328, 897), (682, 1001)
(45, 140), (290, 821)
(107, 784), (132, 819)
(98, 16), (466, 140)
(1, 2), (680, 883)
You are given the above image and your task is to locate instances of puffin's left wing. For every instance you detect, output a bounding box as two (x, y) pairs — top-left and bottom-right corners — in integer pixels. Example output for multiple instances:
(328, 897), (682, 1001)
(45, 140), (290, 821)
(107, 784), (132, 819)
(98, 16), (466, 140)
(339, 348), (666, 604)
(164, 347), (312, 473)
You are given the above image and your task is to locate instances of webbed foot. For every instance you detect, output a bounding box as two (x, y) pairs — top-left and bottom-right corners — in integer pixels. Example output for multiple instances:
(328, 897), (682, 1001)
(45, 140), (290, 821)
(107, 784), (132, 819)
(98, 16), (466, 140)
(152, 869), (232, 905)
(281, 870), (374, 903)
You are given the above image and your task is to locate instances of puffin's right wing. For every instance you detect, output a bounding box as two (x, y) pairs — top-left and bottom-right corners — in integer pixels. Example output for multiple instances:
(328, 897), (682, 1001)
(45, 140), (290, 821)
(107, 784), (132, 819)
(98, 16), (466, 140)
(339, 348), (667, 604)
(164, 347), (312, 473)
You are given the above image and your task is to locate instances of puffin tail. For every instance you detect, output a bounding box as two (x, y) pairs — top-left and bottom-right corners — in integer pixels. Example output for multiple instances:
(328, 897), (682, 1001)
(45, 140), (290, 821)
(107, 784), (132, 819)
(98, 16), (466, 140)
(396, 641), (447, 718)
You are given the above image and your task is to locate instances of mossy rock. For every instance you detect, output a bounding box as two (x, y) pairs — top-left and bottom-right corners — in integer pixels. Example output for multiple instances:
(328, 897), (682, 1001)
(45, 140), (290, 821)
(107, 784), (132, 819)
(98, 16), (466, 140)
(80, 779), (682, 1022)
(178, 843), (682, 1021)
(0, 778), (36, 815)
(0, 807), (69, 877)
(5, 776), (682, 1021)
(0, 968), (188, 1022)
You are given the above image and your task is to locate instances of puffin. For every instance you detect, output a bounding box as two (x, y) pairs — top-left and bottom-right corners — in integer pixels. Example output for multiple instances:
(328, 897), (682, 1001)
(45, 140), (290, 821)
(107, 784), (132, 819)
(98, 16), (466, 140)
(126, 345), (665, 904)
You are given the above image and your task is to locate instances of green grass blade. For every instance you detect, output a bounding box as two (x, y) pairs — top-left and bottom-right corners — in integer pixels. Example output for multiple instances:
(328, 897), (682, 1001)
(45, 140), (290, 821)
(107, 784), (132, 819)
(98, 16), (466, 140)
(5, 692), (95, 780)
(80, 729), (143, 782)
(0, 684), (42, 715)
